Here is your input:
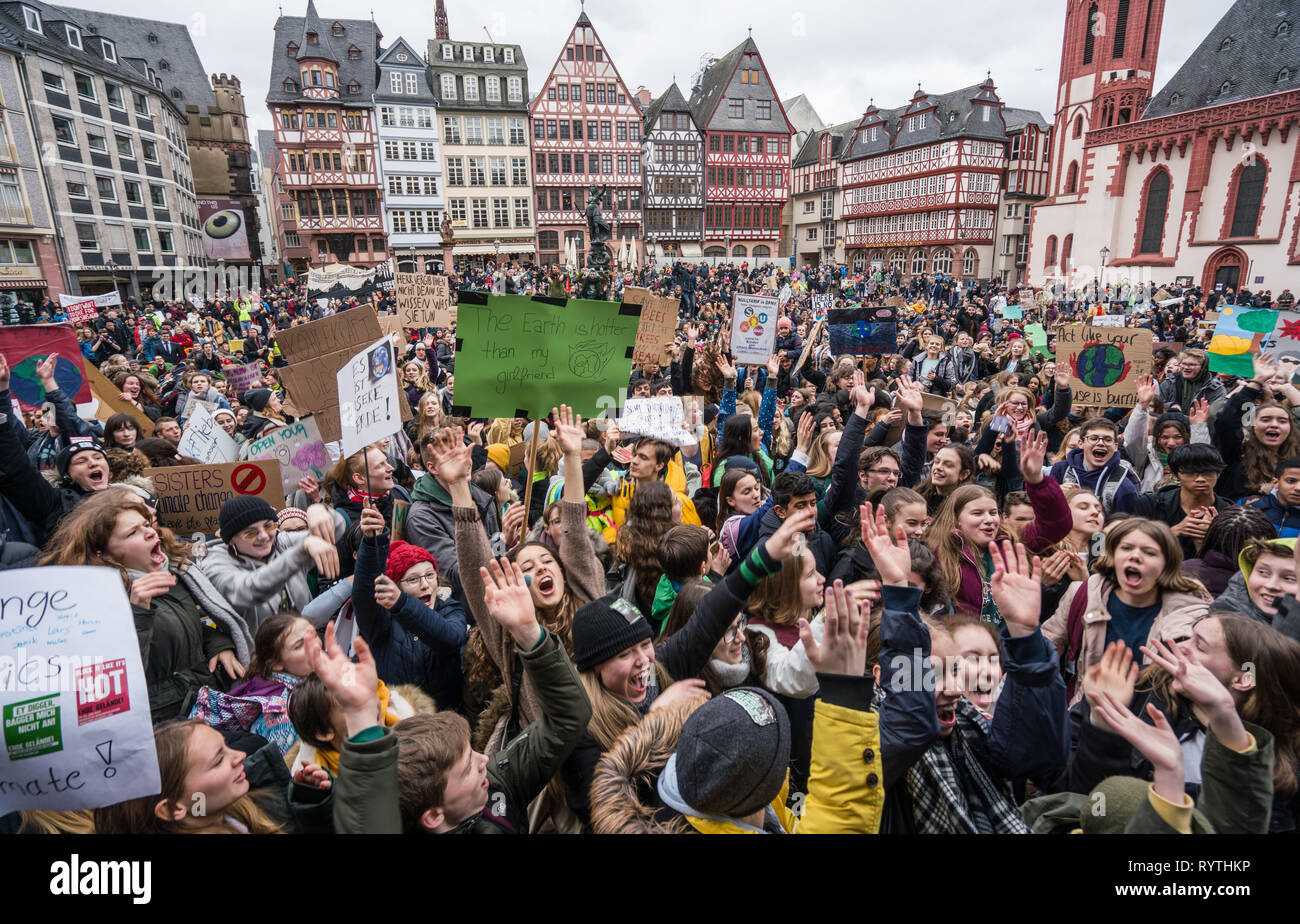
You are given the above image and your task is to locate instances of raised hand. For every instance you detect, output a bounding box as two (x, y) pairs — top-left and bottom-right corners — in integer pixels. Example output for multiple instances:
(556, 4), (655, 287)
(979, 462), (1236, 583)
(1253, 353), (1280, 386)
(894, 374), (924, 415)
(298, 474), (322, 503)
(480, 557), (542, 649)
(715, 352), (737, 381)
(764, 507), (817, 561)
(860, 503), (911, 587)
(1188, 397), (1210, 426)
(35, 352), (59, 388)
(1055, 364), (1071, 389)
(303, 535), (340, 579)
(501, 502), (527, 550)
(988, 539), (1043, 638)
(425, 426), (473, 484)
(467, 421), (485, 446)
(1086, 693), (1185, 806)
(1081, 641), (1138, 733)
(1141, 636), (1250, 750)
(306, 620), (381, 737)
(1017, 429), (1049, 485)
(359, 503), (386, 539)
(129, 570), (176, 609)
(795, 410), (816, 455)
(766, 353), (780, 377)
(552, 404), (585, 456)
(800, 579), (869, 676)
(1135, 374), (1156, 410)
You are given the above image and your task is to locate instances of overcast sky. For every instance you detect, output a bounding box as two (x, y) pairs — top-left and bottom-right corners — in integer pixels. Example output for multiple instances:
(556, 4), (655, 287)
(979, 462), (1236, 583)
(65, 0), (1232, 138)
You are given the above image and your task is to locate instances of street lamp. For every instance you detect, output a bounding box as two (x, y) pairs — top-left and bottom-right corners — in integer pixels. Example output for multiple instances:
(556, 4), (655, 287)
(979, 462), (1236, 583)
(106, 260), (122, 304)
(1098, 246), (1110, 305)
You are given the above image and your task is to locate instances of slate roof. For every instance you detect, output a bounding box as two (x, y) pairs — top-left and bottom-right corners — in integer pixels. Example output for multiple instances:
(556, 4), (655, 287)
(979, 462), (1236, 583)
(374, 36), (435, 103)
(839, 80), (1007, 161)
(1144, 0), (1300, 118)
(1003, 106), (1050, 131)
(687, 38), (748, 129)
(642, 81), (691, 133)
(792, 119), (856, 167)
(57, 6), (213, 111)
(256, 129), (277, 170)
(782, 94), (827, 135)
(266, 1), (381, 106)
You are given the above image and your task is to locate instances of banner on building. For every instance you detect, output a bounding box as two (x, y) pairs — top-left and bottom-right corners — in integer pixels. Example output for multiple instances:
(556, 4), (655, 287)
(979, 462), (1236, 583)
(307, 261), (396, 301)
(197, 199), (251, 262)
(58, 292), (120, 309)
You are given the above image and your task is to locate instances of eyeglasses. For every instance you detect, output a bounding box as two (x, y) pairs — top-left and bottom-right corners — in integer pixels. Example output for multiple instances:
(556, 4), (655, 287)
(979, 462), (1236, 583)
(239, 523), (278, 541)
(400, 571), (438, 588)
(868, 468), (900, 479)
(1083, 435), (1116, 446)
(724, 617), (749, 643)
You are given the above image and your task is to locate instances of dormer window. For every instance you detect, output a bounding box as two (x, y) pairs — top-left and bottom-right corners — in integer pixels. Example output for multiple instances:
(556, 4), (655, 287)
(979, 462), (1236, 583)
(1280, 67), (1292, 82)
(147, 32), (158, 44)
(503, 47), (514, 63)
(283, 78), (297, 92)
(101, 39), (116, 63)
(1219, 37), (1234, 51)
(348, 44), (360, 59)
(347, 81), (360, 93)
(306, 31), (318, 46)
(1221, 79), (1234, 95)
(22, 6), (41, 34)
(1279, 21), (1292, 36)
(442, 44), (453, 60)
(287, 41), (299, 56)
(331, 22), (344, 35)
(159, 59), (170, 71)
(484, 47), (494, 63)
(463, 45), (474, 61)
(1170, 91), (1182, 105)
(171, 88), (182, 99)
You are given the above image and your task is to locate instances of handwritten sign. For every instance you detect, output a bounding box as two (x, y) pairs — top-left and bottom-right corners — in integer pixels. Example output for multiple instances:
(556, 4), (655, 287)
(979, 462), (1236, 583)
(0, 567), (159, 813)
(1089, 315), (1124, 328)
(622, 287), (678, 366)
(146, 460), (285, 536)
(730, 294), (779, 364)
(396, 272), (453, 328)
(619, 396), (697, 447)
(226, 362), (263, 396)
(451, 293), (639, 420)
(812, 293), (834, 313)
(280, 342), (411, 444)
(245, 417), (330, 496)
(1056, 325), (1153, 408)
(176, 403), (237, 464)
(178, 392), (220, 422)
(274, 308), (382, 363)
(64, 299), (97, 324)
(337, 336), (402, 458)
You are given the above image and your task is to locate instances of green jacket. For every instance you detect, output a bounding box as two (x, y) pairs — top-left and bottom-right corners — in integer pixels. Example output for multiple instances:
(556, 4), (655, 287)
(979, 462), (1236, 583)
(332, 630), (591, 834)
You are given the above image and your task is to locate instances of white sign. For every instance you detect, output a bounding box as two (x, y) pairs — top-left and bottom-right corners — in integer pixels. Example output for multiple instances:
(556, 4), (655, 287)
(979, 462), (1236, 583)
(59, 291), (121, 309)
(1090, 315), (1125, 327)
(812, 294), (834, 313)
(0, 567), (160, 813)
(619, 397), (697, 448)
(188, 295), (204, 310)
(730, 294), (779, 364)
(245, 417), (331, 496)
(177, 403), (237, 464)
(337, 336), (401, 458)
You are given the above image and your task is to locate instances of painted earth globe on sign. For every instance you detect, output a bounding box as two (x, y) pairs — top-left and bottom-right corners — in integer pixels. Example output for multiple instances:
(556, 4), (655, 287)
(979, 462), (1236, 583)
(10, 355), (84, 407)
(1072, 342), (1130, 388)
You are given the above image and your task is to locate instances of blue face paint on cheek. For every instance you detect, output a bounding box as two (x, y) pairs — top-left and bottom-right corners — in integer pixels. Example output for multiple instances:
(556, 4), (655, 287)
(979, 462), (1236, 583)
(524, 574), (532, 587)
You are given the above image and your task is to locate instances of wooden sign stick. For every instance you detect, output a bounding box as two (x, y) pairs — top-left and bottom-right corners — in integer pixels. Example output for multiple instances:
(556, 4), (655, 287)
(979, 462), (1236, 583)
(520, 421), (542, 529)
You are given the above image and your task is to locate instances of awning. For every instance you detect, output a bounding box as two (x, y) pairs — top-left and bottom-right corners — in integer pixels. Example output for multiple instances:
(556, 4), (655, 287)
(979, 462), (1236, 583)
(453, 242), (536, 255)
(0, 278), (46, 289)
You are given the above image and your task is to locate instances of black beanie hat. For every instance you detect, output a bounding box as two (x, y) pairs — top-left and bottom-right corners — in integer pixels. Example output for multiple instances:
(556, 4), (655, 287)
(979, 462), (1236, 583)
(244, 388), (273, 412)
(572, 596), (653, 672)
(56, 438), (106, 481)
(219, 495), (277, 544)
(1153, 411), (1190, 441)
(676, 687), (791, 818)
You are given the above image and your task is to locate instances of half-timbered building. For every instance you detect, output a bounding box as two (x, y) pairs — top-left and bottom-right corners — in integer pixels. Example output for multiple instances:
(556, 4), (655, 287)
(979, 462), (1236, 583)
(641, 82), (703, 261)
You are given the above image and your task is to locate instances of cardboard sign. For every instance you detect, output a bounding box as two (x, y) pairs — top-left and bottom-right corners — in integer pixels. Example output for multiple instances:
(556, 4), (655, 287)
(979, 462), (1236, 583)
(84, 361), (155, 436)
(146, 460), (285, 537)
(619, 396), (697, 447)
(1003, 305), (1023, 320)
(279, 347), (411, 444)
(828, 305), (897, 355)
(274, 308), (382, 364)
(177, 403), (237, 464)
(0, 567), (160, 813)
(730, 294), (779, 364)
(378, 315), (409, 352)
(0, 323), (92, 407)
(226, 362), (263, 395)
(1056, 325), (1153, 408)
(245, 417), (331, 496)
(337, 336), (402, 458)
(391, 499), (410, 542)
(622, 286), (678, 366)
(396, 272), (453, 328)
(450, 293), (639, 420)
(178, 392), (220, 422)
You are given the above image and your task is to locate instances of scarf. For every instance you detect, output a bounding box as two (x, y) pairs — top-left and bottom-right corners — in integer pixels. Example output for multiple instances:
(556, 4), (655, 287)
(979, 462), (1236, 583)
(346, 488), (386, 505)
(904, 698), (1029, 834)
(950, 347), (976, 382)
(709, 647), (752, 689)
(999, 402), (1036, 443)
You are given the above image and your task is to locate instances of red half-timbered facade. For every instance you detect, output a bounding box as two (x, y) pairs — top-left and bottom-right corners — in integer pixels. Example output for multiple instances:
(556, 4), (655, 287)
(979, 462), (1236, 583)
(690, 38), (793, 260)
(529, 12), (642, 266)
(266, 1), (385, 272)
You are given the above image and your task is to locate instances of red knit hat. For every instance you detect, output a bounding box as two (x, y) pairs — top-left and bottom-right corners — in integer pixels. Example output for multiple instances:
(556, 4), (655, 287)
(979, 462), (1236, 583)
(385, 541), (437, 583)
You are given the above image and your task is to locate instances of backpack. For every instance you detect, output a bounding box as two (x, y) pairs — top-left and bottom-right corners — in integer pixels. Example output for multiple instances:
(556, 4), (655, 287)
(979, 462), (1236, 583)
(1060, 459), (1138, 516)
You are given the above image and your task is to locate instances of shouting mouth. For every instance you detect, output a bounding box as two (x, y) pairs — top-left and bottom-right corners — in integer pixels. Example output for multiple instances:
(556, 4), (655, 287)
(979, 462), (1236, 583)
(1121, 566), (1145, 589)
(937, 704), (957, 731)
(149, 540), (166, 567)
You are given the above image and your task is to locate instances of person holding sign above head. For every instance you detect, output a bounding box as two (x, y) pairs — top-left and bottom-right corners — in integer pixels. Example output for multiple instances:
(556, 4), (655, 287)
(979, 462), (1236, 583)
(197, 496), (342, 633)
(39, 488), (255, 725)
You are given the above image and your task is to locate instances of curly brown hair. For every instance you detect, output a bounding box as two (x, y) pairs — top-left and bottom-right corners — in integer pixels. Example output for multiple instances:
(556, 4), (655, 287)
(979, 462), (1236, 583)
(614, 481), (676, 612)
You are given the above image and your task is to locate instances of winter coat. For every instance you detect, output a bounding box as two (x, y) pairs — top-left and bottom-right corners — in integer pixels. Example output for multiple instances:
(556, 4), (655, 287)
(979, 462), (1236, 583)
(1247, 492), (1300, 538)
(405, 472), (500, 573)
(1132, 485), (1233, 561)
(1042, 573), (1211, 705)
(1159, 370), (1227, 413)
(352, 531), (468, 709)
(1048, 448), (1140, 516)
(331, 630), (592, 834)
(1123, 404), (1212, 494)
(1183, 550), (1240, 598)
(198, 529), (321, 633)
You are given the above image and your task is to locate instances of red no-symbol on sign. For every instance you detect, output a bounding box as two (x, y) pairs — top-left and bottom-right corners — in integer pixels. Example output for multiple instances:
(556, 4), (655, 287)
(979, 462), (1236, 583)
(231, 463), (267, 496)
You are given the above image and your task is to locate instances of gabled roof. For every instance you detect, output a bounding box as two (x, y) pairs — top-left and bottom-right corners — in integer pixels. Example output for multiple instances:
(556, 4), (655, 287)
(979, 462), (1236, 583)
(1003, 106), (1050, 131)
(782, 94), (827, 135)
(642, 81), (693, 132)
(793, 118), (855, 167)
(57, 6), (213, 111)
(266, 3), (381, 105)
(1144, 0), (1299, 119)
(376, 36), (424, 68)
(687, 36), (793, 133)
(839, 79), (1007, 161)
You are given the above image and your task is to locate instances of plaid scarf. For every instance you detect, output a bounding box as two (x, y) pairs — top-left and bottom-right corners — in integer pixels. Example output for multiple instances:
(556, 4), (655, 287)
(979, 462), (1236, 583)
(904, 698), (1029, 834)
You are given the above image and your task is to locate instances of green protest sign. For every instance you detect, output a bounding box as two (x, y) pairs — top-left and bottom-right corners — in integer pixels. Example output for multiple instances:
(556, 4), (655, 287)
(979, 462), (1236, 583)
(1026, 323), (1053, 358)
(451, 293), (640, 419)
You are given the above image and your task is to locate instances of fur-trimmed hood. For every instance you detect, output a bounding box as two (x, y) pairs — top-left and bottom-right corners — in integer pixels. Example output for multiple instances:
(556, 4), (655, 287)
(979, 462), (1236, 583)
(590, 700), (704, 834)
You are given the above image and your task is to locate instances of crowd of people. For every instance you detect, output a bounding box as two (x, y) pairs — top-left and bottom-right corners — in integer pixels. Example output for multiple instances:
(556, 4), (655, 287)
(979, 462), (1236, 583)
(1, 256), (1298, 837)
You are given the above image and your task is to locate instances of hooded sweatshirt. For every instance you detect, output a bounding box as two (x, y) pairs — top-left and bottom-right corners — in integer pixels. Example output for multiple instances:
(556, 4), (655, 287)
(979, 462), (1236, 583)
(1248, 492), (1300, 538)
(1209, 539), (1299, 631)
(1048, 447), (1138, 516)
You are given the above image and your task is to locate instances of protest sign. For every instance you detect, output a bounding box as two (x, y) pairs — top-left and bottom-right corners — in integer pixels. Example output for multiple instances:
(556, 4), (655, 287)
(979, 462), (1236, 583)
(84, 362), (154, 435)
(226, 362), (263, 396)
(1056, 325), (1153, 408)
(887, 295), (908, 310)
(245, 417), (331, 496)
(450, 292), (640, 420)
(1003, 305), (1023, 320)
(391, 499), (410, 542)
(1026, 323), (1052, 358)
(178, 392), (220, 422)
(1208, 305), (1276, 376)
(58, 291), (120, 309)
(1260, 312), (1300, 384)
(622, 287), (678, 366)
(1089, 315), (1124, 328)
(0, 567), (159, 813)
(828, 305), (897, 355)
(619, 397), (697, 447)
(146, 460), (285, 536)
(811, 293), (834, 313)
(395, 272), (453, 328)
(177, 403), (237, 464)
(730, 294), (779, 364)
(0, 323), (92, 407)
(64, 299), (97, 324)
(274, 308), (382, 363)
(337, 336), (402, 458)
